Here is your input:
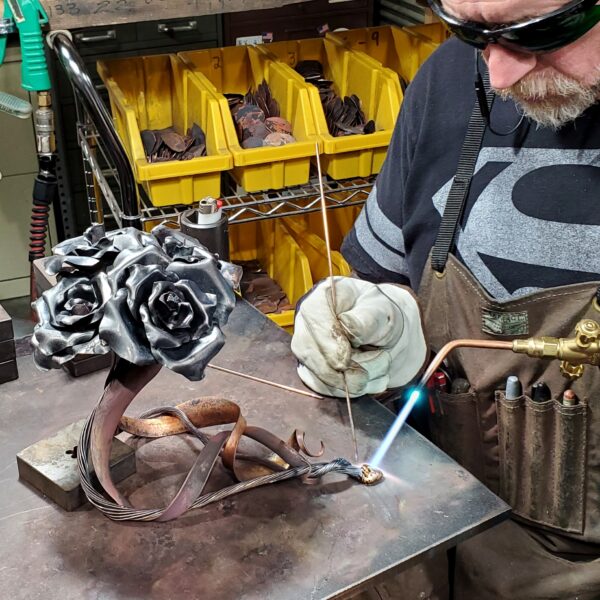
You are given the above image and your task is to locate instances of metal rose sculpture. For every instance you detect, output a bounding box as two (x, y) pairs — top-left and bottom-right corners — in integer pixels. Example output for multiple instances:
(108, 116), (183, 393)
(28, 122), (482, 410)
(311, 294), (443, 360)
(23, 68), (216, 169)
(32, 224), (381, 522)
(31, 272), (112, 369)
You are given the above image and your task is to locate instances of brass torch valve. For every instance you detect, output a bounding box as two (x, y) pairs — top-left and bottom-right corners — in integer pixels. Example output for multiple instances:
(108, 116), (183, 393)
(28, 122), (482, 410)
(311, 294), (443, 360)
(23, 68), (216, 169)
(512, 319), (600, 380)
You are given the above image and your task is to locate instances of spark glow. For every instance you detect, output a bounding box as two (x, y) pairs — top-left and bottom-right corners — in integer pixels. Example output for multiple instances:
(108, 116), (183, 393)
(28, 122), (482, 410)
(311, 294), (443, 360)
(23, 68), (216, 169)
(370, 388), (422, 468)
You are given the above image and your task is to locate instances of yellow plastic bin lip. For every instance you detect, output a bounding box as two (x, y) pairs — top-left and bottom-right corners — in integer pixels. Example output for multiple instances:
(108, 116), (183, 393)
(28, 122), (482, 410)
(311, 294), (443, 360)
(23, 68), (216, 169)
(320, 128), (391, 153)
(135, 154), (231, 179)
(227, 138), (319, 166)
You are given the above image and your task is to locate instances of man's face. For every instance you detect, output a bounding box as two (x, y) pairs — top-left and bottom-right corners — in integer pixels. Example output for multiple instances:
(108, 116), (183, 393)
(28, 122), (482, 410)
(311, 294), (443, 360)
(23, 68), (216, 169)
(442, 0), (600, 128)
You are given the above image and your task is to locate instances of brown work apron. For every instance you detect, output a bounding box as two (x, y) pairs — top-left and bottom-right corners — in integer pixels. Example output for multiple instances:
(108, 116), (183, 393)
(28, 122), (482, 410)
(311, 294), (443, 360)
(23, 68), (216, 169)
(417, 253), (600, 599)
(357, 259), (600, 600)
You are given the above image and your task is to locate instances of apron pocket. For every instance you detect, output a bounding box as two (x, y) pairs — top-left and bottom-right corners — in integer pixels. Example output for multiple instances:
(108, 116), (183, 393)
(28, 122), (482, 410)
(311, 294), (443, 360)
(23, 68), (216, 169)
(496, 391), (588, 534)
(431, 390), (486, 482)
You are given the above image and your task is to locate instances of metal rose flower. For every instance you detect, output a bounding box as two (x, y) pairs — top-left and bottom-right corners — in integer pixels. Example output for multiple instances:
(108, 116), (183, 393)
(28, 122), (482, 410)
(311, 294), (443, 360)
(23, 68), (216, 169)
(31, 272), (112, 369)
(45, 224), (159, 276)
(152, 224), (243, 310)
(99, 243), (236, 380)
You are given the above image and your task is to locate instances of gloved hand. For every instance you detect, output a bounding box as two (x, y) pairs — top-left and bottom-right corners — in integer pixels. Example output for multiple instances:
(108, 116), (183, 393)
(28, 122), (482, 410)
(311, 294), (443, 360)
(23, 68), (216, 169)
(291, 277), (427, 398)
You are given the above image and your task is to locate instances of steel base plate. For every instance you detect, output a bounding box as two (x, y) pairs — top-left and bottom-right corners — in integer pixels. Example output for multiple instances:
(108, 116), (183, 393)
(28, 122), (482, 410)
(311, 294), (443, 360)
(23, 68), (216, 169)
(16, 419), (135, 511)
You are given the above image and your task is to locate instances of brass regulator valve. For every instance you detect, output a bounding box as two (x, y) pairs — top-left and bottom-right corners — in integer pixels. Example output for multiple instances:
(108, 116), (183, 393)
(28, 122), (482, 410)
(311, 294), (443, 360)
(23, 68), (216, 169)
(512, 319), (600, 380)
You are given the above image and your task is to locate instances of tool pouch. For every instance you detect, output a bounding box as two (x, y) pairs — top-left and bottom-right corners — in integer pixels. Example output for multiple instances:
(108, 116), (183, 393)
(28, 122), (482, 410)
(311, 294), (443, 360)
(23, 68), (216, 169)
(430, 390), (487, 484)
(496, 391), (588, 533)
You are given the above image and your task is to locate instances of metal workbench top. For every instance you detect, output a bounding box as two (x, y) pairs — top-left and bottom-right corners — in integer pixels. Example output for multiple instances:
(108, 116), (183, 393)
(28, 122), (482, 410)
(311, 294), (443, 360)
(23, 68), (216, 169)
(40, 0), (309, 30)
(0, 300), (509, 599)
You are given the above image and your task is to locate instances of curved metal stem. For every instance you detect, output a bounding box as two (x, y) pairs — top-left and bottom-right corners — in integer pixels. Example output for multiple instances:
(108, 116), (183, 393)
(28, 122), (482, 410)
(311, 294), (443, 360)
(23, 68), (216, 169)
(50, 33), (141, 228)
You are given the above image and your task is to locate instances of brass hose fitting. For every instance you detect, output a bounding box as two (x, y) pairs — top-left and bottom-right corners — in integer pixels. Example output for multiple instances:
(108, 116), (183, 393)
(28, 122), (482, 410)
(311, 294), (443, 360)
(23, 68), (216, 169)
(512, 319), (600, 380)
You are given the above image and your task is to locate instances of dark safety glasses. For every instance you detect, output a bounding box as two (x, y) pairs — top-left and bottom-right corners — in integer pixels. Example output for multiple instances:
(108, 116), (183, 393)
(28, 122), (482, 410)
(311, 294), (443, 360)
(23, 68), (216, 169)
(428, 0), (600, 54)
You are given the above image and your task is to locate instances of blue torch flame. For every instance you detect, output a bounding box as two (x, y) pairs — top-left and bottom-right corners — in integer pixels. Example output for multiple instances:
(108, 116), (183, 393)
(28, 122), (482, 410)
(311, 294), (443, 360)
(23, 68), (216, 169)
(370, 388), (422, 468)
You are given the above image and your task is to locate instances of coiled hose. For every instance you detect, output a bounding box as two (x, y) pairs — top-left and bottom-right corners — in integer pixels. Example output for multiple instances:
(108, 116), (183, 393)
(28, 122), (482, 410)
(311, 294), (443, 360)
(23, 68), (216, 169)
(28, 155), (57, 264)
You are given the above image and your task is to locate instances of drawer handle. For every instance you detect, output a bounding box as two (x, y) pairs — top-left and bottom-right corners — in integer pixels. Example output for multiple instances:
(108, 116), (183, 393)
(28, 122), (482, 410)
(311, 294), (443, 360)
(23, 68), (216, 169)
(157, 20), (198, 34)
(75, 30), (116, 43)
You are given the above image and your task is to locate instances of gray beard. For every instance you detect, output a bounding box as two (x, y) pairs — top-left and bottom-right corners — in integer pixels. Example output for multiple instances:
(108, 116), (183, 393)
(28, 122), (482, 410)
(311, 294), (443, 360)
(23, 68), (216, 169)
(496, 72), (600, 130)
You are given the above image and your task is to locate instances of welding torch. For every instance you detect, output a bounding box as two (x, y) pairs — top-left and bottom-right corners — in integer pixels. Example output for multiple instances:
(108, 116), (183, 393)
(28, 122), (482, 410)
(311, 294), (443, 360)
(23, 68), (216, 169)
(419, 317), (600, 390)
(370, 316), (600, 468)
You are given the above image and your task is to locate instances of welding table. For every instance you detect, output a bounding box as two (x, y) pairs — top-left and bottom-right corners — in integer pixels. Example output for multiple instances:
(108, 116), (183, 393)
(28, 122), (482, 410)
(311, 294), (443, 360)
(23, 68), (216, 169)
(0, 300), (509, 599)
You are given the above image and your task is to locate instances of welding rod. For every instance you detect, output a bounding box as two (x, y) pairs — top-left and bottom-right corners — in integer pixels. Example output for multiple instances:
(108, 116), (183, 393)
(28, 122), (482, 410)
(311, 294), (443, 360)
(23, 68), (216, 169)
(314, 142), (359, 463)
(207, 363), (323, 399)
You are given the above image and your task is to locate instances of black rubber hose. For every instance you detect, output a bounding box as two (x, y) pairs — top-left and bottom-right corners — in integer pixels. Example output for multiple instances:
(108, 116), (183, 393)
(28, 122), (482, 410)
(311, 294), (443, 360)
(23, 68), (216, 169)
(29, 155), (57, 262)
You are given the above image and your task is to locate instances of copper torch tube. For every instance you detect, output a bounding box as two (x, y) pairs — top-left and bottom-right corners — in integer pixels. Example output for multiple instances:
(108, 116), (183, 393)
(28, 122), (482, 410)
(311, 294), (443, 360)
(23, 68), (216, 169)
(418, 339), (514, 389)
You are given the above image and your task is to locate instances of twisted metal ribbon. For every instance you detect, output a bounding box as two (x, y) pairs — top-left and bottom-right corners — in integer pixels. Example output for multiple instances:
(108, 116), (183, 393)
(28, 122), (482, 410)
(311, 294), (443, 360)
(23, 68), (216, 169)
(78, 359), (382, 522)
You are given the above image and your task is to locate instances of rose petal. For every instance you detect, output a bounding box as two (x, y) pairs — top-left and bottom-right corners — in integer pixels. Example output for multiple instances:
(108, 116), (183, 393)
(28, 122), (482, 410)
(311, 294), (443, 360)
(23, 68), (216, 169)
(150, 325), (224, 380)
(108, 245), (171, 293)
(32, 324), (96, 357)
(167, 261), (235, 326)
(108, 227), (161, 253)
(152, 225), (215, 262)
(148, 281), (194, 330)
(163, 299), (193, 329)
(43, 276), (92, 328)
(100, 288), (155, 365)
(139, 304), (189, 349)
(172, 280), (216, 340)
(124, 264), (177, 319)
(52, 273), (110, 328)
(32, 334), (109, 370)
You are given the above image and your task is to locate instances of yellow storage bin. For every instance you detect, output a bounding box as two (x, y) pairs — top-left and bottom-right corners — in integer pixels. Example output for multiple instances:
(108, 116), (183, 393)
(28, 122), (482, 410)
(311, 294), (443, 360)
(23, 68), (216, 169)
(281, 216), (351, 282)
(328, 25), (440, 86)
(97, 54), (232, 207)
(256, 38), (399, 181)
(229, 219), (313, 332)
(303, 205), (363, 251)
(178, 45), (320, 193)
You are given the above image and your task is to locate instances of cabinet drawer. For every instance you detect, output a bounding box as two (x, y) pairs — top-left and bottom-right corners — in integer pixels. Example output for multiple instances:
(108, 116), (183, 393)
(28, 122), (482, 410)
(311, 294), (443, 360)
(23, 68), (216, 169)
(73, 24), (136, 56)
(224, 0), (372, 45)
(136, 15), (220, 47)
(225, 12), (371, 44)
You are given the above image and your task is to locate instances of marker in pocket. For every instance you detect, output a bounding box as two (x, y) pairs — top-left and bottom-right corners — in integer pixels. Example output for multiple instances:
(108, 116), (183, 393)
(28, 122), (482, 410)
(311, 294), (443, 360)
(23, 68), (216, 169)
(451, 378), (470, 394)
(505, 375), (522, 400)
(433, 371), (447, 415)
(531, 381), (552, 402)
(562, 389), (579, 407)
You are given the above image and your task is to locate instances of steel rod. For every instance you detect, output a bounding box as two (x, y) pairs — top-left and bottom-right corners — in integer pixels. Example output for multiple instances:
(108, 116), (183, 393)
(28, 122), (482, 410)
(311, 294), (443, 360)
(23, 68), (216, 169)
(207, 363), (323, 399)
(314, 143), (359, 463)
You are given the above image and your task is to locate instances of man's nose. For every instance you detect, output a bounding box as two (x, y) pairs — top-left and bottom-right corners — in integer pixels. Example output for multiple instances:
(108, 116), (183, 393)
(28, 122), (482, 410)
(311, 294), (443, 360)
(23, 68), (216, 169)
(485, 44), (537, 88)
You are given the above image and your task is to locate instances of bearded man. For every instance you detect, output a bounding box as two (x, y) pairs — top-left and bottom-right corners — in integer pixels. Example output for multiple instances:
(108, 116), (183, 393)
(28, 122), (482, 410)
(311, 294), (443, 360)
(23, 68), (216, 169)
(291, 1), (600, 598)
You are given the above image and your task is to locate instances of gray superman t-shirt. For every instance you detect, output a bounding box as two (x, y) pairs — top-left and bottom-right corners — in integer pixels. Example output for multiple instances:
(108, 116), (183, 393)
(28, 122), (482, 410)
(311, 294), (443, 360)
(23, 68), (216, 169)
(341, 38), (600, 300)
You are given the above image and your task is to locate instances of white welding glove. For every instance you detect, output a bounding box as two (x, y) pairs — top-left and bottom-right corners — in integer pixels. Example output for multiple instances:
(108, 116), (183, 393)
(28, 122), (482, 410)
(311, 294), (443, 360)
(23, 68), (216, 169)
(291, 277), (427, 398)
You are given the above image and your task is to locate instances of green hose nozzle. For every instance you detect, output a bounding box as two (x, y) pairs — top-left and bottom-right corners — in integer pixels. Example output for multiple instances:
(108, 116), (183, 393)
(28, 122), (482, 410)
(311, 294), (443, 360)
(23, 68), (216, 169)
(1, 0), (50, 92)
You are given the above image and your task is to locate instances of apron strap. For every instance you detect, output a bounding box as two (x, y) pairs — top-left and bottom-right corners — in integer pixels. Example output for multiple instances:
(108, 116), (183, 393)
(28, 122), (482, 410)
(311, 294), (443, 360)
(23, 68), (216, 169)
(431, 69), (493, 273)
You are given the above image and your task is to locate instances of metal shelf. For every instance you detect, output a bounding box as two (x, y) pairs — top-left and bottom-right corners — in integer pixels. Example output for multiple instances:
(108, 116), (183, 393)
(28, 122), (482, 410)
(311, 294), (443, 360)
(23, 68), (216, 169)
(80, 121), (372, 229)
(139, 175), (374, 227)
